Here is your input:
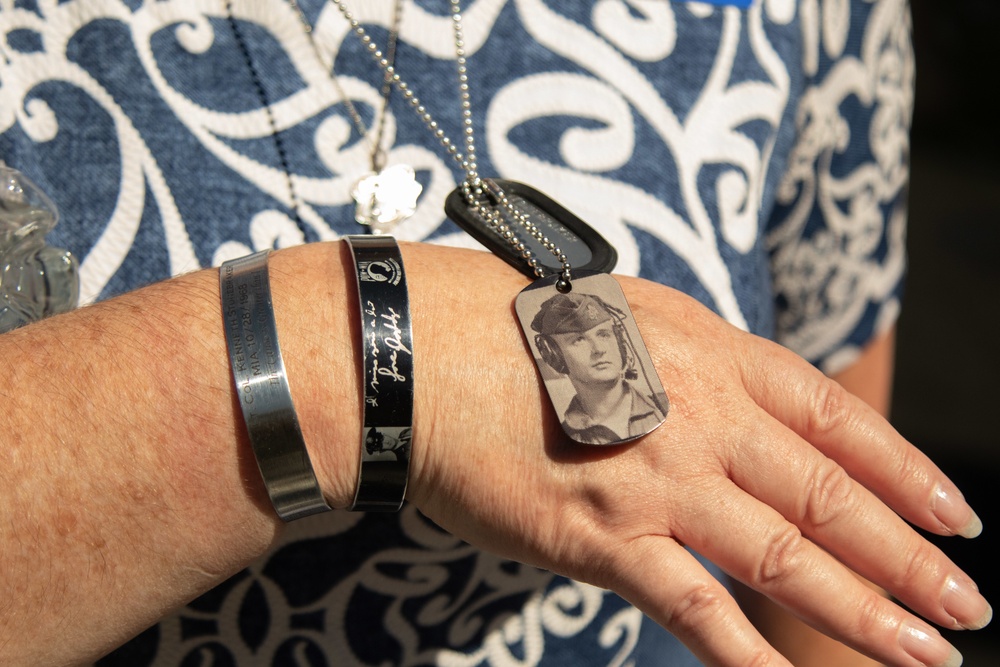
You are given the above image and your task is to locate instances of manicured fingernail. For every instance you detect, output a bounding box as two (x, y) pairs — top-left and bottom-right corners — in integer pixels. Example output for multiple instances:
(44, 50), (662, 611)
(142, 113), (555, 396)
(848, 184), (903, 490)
(931, 483), (982, 538)
(899, 620), (962, 667)
(942, 575), (993, 630)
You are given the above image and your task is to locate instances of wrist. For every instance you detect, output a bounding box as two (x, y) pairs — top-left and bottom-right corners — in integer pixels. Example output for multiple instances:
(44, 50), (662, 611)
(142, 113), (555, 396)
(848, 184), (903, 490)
(261, 241), (534, 514)
(266, 242), (360, 510)
(399, 242), (534, 509)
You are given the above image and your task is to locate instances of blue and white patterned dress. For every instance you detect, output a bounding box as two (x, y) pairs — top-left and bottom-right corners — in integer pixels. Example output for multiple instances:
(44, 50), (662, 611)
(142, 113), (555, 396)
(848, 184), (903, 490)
(0, 0), (912, 664)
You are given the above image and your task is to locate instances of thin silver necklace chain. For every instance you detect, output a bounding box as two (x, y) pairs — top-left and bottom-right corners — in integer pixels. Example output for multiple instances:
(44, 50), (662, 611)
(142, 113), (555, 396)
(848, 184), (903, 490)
(287, 0), (402, 173)
(225, 0), (307, 232)
(331, 0), (572, 284)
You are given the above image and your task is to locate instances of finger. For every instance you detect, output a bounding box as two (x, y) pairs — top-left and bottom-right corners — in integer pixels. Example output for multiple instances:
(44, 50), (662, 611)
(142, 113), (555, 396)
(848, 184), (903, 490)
(727, 406), (992, 632)
(605, 534), (792, 667)
(740, 339), (983, 539)
(672, 482), (965, 667)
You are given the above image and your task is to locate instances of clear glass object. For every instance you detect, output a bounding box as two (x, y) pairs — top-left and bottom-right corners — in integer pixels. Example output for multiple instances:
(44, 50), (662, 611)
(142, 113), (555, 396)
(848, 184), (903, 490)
(1, 164), (79, 333)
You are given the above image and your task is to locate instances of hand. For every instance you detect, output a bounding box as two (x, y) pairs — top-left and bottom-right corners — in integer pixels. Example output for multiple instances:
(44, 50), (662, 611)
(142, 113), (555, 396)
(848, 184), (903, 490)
(400, 245), (990, 667)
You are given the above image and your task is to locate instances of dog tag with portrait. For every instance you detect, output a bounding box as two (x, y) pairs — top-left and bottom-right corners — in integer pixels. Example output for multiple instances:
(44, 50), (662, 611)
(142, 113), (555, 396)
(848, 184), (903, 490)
(515, 271), (668, 446)
(445, 180), (618, 280)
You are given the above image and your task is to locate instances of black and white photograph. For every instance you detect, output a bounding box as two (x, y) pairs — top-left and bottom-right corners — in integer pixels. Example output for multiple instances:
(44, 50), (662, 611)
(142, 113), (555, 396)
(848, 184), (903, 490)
(515, 272), (669, 446)
(362, 426), (412, 462)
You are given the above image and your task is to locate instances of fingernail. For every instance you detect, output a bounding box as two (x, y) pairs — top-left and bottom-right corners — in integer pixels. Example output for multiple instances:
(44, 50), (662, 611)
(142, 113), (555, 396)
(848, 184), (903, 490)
(899, 620), (962, 667)
(931, 483), (982, 538)
(942, 575), (993, 630)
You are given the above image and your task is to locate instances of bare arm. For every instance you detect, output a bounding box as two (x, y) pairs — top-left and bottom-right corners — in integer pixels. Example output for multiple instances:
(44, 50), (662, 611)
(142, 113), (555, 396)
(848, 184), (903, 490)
(0, 243), (988, 666)
(831, 327), (897, 416)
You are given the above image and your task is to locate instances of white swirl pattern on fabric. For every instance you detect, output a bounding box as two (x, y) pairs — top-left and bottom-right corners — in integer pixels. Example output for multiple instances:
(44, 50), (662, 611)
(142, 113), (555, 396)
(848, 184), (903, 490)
(768, 0), (911, 370)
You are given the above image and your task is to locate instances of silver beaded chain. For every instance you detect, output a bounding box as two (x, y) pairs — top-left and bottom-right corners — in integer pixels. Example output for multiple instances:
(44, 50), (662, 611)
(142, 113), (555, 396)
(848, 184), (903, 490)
(331, 0), (572, 287)
(287, 0), (402, 173)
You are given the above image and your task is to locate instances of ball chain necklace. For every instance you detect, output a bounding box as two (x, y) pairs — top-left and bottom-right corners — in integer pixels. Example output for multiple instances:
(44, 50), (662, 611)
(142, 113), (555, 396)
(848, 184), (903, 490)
(287, 0), (423, 234)
(334, 0), (668, 444)
(332, 1), (584, 279)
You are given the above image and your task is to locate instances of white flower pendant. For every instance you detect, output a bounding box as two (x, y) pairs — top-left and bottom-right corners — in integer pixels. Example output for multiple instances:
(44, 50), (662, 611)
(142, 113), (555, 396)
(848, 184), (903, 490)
(352, 164), (423, 235)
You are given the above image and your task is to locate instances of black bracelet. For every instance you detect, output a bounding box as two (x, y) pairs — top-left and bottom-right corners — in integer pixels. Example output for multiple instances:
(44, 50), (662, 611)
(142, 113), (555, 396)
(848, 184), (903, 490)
(220, 250), (331, 521)
(344, 236), (414, 512)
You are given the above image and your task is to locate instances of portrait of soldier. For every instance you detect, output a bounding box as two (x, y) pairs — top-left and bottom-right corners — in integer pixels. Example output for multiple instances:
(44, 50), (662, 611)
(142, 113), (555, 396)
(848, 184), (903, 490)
(530, 291), (668, 445)
(364, 427), (411, 461)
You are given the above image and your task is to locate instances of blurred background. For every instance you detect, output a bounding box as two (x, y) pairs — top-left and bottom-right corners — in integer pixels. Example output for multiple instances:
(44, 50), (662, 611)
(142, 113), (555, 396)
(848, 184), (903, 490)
(893, 0), (999, 661)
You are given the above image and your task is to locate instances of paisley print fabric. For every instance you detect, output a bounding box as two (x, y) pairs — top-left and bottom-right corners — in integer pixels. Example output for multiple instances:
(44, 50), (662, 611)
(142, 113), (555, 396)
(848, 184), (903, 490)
(0, 0), (912, 664)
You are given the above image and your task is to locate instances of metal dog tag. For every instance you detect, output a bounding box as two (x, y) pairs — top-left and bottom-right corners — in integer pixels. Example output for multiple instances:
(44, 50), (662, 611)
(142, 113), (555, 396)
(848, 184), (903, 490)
(445, 180), (617, 280)
(515, 271), (668, 446)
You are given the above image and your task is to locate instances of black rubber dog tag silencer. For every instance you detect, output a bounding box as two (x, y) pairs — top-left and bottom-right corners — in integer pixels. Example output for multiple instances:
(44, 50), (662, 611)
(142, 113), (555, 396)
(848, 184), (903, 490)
(445, 180), (618, 280)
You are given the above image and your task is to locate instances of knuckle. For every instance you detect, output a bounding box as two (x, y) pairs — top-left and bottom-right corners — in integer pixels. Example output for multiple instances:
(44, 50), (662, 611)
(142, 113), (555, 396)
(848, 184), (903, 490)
(852, 590), (888, 640)
(806, 379), (852, 438)
(897, 539), (942, 590)
(665, 584), (727, 636)
(742, 650), (779, 667)
(755, 525), (808, 586)
(890, 443), (930, 494)
(802, 460), (856, 529)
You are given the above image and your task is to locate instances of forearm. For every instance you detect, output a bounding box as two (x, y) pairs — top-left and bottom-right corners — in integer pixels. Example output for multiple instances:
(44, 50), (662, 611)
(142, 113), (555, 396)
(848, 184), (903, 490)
(831, 328), (896, 418)
(0, 242), (384, 663)
(0, 240), (543, 665)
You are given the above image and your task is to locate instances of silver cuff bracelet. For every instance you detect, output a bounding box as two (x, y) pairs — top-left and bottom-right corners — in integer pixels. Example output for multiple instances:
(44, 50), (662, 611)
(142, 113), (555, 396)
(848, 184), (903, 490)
(220, 250), (331, 521)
